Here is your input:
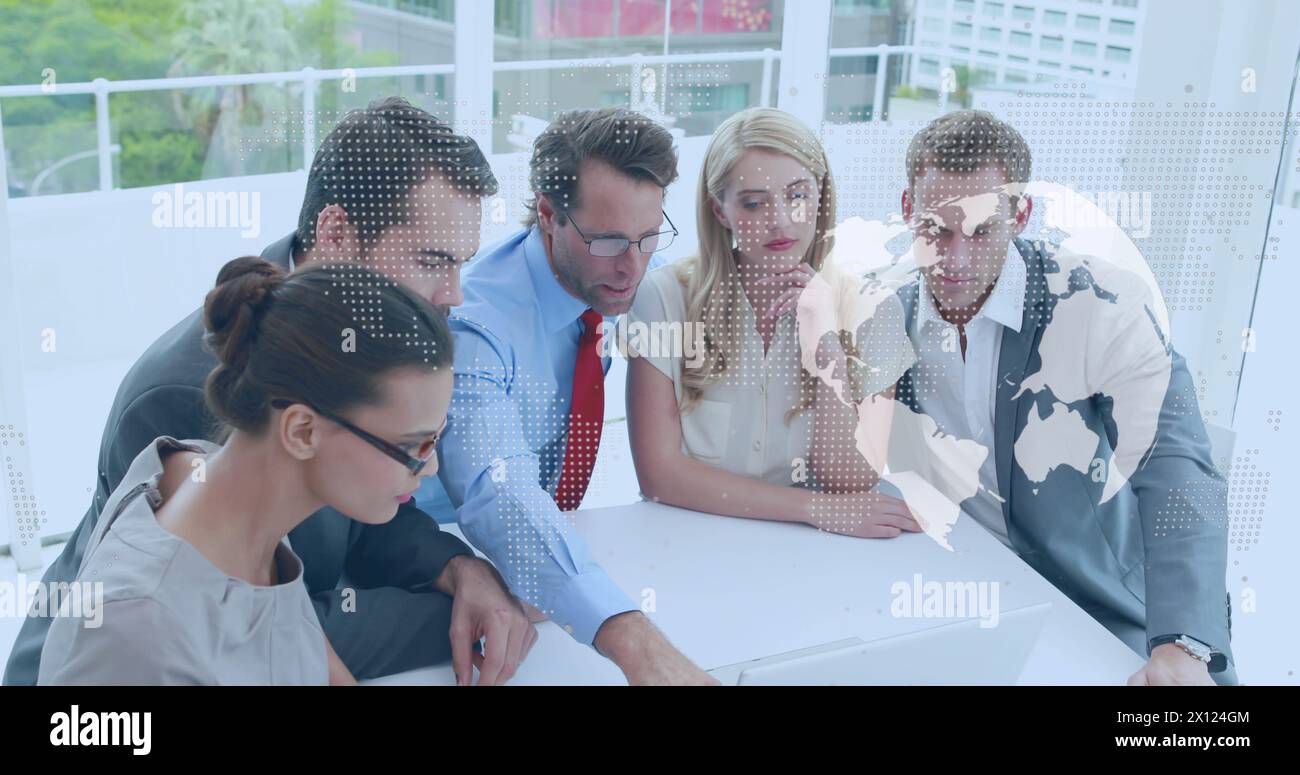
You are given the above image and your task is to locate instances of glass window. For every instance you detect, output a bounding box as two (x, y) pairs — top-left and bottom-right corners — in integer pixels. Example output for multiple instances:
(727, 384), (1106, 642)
(954, 0), (975, 13)
(667, 83), (749, 114)
(493, 0), (784, 149)
(1041, 35), (1064, 51)
(827, 0), (909, 124)
(983, 1), (1004, 17)
(1109, 18), (1136, 35)
(1073, 39), (1098, 57)
(830, 56), (879, 76)
(1009, 30), (1031, 47)
(952, 21), (974, 36)
(1, 0), (457, 196)
(1044, 9), (1066, 26)
(0, 0), (461, 539)
(1105, 45), (1132, 63)
(981, 26), (1002, 43)
(833, 0), (890, 13)
(1011, 5), (1033, 21)
(1076, 13), (1101, 31)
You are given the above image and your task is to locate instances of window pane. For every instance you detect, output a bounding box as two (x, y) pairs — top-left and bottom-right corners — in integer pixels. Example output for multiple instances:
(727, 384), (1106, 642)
(0, 0), (457, 197)
(1, 94), (99, 197)
(1109, 18), (1136, 35)
(0, 0), (459, 538)
(492, 0), (783, 150)
(825, 0), (909, 124)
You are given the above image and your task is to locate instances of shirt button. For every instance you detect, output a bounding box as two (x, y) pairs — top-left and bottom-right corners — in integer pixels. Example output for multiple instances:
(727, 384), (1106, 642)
(753, 441), (762, 451)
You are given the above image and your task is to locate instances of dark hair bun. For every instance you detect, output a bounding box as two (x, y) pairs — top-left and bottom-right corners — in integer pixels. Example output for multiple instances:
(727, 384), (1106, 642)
(201, 256), (453, 439)
(203, 257), (286, 429)
(204, 256), (286, 370)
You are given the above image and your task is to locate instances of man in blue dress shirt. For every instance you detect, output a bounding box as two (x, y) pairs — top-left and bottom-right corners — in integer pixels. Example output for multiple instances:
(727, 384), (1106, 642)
(420, 108), (715, 684)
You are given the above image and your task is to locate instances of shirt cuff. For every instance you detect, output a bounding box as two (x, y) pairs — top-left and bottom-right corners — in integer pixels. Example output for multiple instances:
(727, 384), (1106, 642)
(548, 568), (638, 646)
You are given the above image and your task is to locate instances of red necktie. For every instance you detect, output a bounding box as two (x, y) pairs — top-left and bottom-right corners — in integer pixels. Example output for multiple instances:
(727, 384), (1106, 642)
(555, 309), (605, 512)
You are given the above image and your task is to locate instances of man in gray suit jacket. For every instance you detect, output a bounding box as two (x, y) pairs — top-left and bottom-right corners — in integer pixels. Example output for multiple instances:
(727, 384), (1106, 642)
(5, 98), (535, 686)
(890, 110), (1233, 685)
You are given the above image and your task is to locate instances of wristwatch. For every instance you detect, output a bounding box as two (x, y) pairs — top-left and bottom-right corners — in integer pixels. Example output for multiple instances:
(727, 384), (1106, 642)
(1150, 634), (1227, 673)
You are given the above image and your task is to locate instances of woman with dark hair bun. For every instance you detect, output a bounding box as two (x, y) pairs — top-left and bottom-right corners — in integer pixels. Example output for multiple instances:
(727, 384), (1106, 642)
(38, 256), (455, 685)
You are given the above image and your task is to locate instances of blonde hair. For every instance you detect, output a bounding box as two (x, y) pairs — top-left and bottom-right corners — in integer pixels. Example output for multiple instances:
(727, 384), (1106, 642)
(677, 107), (837, 420)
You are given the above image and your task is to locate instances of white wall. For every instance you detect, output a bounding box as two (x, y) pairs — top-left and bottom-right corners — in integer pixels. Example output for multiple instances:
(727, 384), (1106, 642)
(8, 172), (306, 539)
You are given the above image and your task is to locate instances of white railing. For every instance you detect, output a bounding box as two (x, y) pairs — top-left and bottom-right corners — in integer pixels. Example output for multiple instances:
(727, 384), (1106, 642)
(0, 42), (1113, 196)
(0, 63), (452, 193)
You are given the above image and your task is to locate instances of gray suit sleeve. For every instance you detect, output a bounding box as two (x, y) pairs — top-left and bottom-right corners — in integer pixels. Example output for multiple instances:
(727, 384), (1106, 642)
(101, 384), (211, 497)
(1123, 348), (1232, 658)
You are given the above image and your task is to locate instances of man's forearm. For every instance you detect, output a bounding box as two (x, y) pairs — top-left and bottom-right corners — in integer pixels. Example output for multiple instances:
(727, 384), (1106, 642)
(593, 610), (652, 665)
(434, 553), (482, 596)
(593, 611), (718, 686)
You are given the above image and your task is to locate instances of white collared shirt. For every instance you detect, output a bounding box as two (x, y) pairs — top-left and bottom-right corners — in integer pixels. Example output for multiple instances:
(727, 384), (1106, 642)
(908, 242), (1026, 550)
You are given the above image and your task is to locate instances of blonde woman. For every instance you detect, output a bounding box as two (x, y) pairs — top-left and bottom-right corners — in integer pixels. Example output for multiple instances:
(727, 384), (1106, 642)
(625, 107), (919, 537)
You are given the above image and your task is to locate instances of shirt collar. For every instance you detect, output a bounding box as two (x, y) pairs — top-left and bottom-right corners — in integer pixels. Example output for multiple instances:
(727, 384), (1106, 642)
(523, 226), (593, 333)
(917, 241), (1025, 333)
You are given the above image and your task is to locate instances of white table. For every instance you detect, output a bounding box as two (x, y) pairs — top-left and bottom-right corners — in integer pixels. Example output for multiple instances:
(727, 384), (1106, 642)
(365, 501), (1146, 686)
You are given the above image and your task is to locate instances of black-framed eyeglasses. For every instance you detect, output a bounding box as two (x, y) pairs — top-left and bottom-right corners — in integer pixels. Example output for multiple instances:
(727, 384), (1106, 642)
(270, 399), (447, 475)
(564, 209), (678, 257)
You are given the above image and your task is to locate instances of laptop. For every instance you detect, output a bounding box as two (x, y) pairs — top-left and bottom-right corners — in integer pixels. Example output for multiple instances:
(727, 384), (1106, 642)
(708, 601), (1052, 686)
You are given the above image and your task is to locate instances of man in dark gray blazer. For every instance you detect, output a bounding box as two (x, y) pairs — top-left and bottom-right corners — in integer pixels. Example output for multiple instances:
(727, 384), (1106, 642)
(5, 97), (535, 686)
(890, 110), (1233, 685)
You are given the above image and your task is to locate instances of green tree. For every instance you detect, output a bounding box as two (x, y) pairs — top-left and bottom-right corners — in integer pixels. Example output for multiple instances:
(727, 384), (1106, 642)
(168, 0), (300, 177)
(1, 0), (403, 195)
